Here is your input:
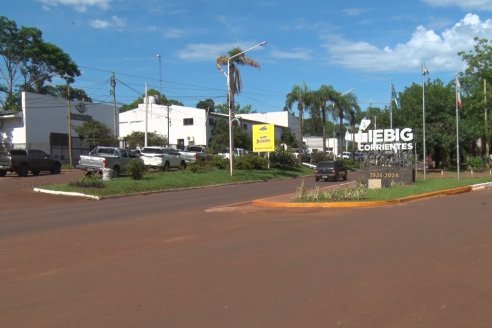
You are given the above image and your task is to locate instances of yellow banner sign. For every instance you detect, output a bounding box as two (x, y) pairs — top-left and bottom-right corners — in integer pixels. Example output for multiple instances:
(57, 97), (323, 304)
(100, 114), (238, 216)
(253, 124), (275, 152)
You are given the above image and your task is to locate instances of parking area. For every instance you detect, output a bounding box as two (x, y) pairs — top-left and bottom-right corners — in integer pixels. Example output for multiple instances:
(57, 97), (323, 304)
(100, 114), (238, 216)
(0, 170), (85, 210)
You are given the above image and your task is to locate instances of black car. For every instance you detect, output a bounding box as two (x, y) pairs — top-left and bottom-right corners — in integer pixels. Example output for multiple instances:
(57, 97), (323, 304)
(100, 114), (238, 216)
(314, 160), (347, 182)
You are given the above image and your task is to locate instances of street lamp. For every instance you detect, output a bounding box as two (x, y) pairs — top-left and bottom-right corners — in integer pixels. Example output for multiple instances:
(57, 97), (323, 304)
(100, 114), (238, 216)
(226, 41), (267, 176)
(338, 88), (355, 156)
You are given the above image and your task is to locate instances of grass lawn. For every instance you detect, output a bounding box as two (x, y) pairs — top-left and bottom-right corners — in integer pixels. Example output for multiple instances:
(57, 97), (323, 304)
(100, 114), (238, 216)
(365, 176), (492, 201)
(41, 166), (313, 197)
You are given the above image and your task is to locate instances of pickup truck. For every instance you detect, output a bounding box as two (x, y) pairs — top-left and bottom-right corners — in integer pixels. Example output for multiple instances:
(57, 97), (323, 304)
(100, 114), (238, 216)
(179, 145), (208, 164)
(140, 146), (187, 171)
(77, 146), (139, 177)
(0, 149), (62, 177)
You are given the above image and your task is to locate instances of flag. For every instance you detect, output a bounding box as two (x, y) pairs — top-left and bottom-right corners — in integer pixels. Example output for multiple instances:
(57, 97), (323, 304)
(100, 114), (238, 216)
(422, 64), (429, 76)
(391, 82), (400, 109)
(456, 77), (462, 110)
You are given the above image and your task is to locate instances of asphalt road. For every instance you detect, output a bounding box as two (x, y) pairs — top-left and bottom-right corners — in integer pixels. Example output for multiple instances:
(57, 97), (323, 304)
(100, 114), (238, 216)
(1, 171), (492, 327)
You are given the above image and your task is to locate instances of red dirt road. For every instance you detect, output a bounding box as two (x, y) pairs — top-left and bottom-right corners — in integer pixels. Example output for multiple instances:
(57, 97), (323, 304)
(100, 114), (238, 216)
(1, 172), (492, 327)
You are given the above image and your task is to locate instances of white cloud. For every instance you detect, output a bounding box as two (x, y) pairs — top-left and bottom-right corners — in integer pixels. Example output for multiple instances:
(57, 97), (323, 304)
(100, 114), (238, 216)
(422, 0), (492, 11)
(270, 48), (313, 60)
(164, 28), (185, 39)
(90, 15), (126, 29)
(177, 42), (266, 61)
(38, 0), (111, 13)
(322, 13), (492, 73)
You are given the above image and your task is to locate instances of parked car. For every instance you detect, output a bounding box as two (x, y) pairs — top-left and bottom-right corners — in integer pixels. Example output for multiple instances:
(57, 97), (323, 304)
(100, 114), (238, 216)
(314, 160), (348, 182)
(338, 151), (351, 160)
(292, 148), (311, 163)
(179, 145), (207, 164)
(77, 146), (140, 177)
(218, 148), (248, 159)
(140, 146), (187, 171)
(0, 149), (61, 177)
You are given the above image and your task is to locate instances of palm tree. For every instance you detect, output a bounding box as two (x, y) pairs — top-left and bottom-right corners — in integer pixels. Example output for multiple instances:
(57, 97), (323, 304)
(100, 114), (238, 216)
(286, 83), (310, 164)
(317, 85), (338, 154)
(333, 92), (360, 155)
(216, 47), (261, 113)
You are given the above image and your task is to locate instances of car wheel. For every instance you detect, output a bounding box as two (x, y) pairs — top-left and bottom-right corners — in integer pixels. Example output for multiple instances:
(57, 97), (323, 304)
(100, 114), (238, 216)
(18, 164), (29, 177)
(32, 169), (40, 175)
(179, 161), (186, 170)
(162, 162), (170, 172)
(50, 163), (61, 174)
(0, 170), (6, 177)
(112, 166), (120, 178)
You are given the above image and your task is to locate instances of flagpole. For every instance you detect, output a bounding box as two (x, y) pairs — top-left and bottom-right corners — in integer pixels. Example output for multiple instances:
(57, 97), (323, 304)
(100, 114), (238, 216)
(422, 63), (427, 180)
(456, 75), (460, 180)
(390, 78), (393, 129)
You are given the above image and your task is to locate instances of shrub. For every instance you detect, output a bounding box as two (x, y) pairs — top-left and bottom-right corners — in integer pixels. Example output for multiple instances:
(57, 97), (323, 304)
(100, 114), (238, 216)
(295, 182), (368, 202)
(270, 147), (298, 168)
(69, 175), (105, 188)
(188, 160), (210, 173)
(212, 155), (229, 169)
(235, 154), (268, 170)
(126, 158), (146, 180)
(467, 156), (484, 170)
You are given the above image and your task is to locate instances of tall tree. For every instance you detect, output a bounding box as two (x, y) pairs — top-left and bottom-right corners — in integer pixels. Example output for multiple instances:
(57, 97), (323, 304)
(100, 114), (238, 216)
(216, 47), (261, 115)
(316, 85), (338, 153)
(332, 91), (359, 155)
(458, 37), (492, 160)
(286, 83), (310, 163)
(119, 89), (183, 113)
(0, 16), (80, 110)
(196, 98), (215, 111)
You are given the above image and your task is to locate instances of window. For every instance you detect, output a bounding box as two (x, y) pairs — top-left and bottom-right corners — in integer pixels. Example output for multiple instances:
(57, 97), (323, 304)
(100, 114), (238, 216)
(208, 118), (216, 126)
(183, 118), (194, 126)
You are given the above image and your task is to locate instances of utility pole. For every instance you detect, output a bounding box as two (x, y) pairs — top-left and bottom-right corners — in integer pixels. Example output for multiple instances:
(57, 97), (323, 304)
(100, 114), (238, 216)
(484, 79), (489, 162)
(111, 73), (118, 141)
(66, 82), (73, 167)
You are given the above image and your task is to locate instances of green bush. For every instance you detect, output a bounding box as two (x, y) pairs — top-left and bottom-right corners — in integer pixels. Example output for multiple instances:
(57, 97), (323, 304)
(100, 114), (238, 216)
(127, 158), (146, 180)
(270, 147), (298, 168)
(310, 152), (336, 164)
(235, 154), (268, 170)
(212, 155), (229, 169)
(467, 156), (484, 170)
(69, 175), (105, 188)
(295, 181), (368, 202)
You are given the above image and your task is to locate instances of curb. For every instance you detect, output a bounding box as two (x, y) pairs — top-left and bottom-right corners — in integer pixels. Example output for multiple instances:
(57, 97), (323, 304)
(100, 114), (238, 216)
(252, 184), (491, 209)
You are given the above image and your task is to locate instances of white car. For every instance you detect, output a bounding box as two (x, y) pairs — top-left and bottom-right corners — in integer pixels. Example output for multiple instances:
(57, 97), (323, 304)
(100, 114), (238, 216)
(140, 147), (186, 171)
(218, 148), (248, 159)
(339, 151), (351, 160)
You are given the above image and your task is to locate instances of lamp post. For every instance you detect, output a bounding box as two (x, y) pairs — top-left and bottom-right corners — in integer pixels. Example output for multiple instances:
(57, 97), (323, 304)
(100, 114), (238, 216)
(226, 41), (267, 176)
(338, 88), (355, 156)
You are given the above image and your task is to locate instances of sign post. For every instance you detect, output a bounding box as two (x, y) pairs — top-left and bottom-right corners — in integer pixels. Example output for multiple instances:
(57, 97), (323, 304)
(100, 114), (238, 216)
(253, 124), (275, 168)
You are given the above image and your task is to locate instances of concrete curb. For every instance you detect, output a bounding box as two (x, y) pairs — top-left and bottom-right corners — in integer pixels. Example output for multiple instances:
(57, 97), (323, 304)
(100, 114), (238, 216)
(252, 183), (492, 209)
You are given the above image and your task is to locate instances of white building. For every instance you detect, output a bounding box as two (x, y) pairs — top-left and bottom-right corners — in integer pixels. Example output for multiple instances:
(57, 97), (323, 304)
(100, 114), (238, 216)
(0, 92), (116, 162)
(119, 97), (301, 150)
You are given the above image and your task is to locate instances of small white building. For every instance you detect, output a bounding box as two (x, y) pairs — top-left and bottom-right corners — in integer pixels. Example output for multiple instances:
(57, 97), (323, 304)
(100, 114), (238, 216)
(0, 92), (116, 162)
(119, 97), (301, 149)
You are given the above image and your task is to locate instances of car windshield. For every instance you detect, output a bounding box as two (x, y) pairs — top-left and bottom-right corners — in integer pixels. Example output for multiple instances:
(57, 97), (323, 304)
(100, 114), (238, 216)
(9, 149), (27, 156)
(141, 148), (163, 154)
(317, 162), (334, 168)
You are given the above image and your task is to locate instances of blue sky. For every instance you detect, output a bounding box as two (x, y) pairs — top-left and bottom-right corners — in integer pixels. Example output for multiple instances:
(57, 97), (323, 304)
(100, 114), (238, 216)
(3, 0), (492, 114)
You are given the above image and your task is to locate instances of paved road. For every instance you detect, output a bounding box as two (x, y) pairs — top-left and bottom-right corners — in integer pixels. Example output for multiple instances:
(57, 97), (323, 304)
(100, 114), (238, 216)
(1, 172), (492, 327)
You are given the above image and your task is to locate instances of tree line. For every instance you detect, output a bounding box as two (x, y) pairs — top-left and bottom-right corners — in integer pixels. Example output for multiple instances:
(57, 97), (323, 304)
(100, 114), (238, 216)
(1, 16), (491, 166)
